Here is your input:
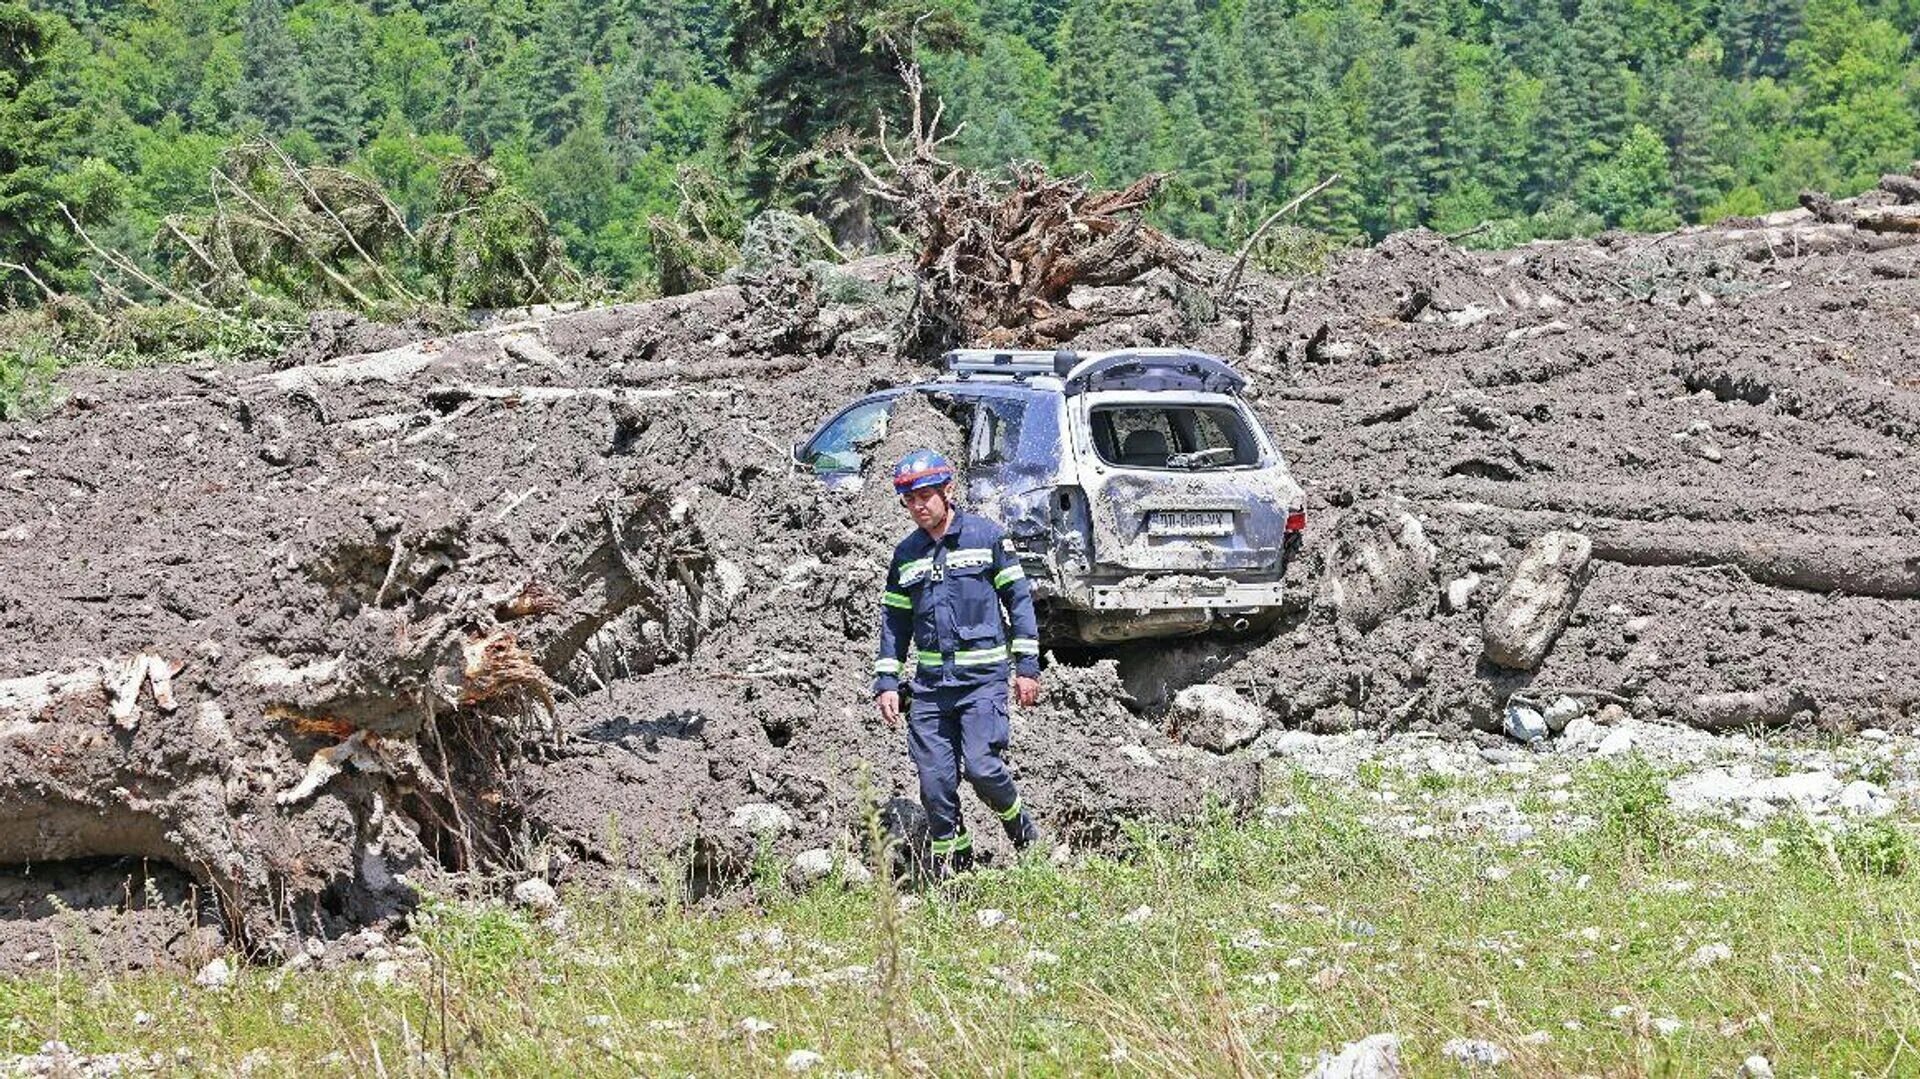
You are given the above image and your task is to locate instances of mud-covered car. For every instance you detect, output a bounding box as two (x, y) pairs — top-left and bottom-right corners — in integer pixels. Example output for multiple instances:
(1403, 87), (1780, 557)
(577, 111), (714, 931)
(794, 348), (1307, 644)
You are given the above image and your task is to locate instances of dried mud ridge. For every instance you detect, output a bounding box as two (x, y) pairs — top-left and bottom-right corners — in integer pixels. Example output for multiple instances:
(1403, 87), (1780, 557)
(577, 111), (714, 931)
(3, 182), (1919, 966)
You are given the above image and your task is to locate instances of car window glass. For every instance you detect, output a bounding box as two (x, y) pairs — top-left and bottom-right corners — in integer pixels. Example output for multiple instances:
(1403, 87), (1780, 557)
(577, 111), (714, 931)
(1091, 404), (1254, 469)
(969, 397), (1024, 466)
(802, 399), (889, 472)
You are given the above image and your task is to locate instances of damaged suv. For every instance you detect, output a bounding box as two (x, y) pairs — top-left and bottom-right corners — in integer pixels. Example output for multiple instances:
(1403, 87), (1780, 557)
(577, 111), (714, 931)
(795, 348), (1306, 644)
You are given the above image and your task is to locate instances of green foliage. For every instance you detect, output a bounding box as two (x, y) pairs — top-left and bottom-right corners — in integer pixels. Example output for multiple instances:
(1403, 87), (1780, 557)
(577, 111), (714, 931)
(417, 159), (582, 308)
(0, 325), (59, 419)
(1836, 819), (1913, 877)
(3, 0), (1918, 335)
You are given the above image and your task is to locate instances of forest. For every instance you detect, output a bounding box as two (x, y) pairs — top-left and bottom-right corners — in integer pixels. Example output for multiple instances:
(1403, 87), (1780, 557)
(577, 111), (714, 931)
(2, 0), (1917, 313)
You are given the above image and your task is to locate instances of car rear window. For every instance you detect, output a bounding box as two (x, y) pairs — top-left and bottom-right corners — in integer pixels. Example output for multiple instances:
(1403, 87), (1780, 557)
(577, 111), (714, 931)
(1090, 404), (1257, 470)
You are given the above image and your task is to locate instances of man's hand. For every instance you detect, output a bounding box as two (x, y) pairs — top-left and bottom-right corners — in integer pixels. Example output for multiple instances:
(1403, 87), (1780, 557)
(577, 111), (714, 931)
(876, 690), (901, 728)
(1014, 674), (1041, 708)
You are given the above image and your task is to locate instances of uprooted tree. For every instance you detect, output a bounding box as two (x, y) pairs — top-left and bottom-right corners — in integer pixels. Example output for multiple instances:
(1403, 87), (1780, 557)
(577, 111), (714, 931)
(841, 59), (1200, 354)
(131, 141), (584, 318)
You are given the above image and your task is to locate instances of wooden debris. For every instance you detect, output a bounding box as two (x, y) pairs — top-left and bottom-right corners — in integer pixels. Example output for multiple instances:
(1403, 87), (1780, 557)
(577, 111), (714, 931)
(843, 59), (1195, 350)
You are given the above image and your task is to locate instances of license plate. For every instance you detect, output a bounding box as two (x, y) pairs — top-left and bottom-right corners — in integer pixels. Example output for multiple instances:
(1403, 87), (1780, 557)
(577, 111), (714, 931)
(1147, 510), (1233, 537)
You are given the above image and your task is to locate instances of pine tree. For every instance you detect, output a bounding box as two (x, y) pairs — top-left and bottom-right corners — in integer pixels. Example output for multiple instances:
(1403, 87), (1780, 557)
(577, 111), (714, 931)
(1292, 88), (1362, 235)
(302, 9), (369, 160)
(1368, 48), (1426, 230)
(231, 0), (305, 136)
(0, 2), (83, 300)
(1568, 0), (1629, 163)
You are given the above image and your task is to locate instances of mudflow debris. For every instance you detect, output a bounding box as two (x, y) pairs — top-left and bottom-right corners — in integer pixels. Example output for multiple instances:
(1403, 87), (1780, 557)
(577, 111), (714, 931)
(4, 170), (1920, 968)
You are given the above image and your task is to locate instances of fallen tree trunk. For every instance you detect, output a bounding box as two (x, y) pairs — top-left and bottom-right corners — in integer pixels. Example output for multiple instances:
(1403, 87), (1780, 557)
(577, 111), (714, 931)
(1400, 478), (1915, 531)
(1429, 502), (1920, 599)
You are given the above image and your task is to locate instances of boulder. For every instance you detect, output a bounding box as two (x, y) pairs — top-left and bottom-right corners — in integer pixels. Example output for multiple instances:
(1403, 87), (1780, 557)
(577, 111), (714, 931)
(1482, 531), (1593, 670)
(1171, 684), (1267, 753)
(1319, 504), (1438, 632)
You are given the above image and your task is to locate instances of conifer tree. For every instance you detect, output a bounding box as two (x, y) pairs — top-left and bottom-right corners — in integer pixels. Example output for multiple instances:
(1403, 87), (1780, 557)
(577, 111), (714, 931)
(232, 0), (305, 136)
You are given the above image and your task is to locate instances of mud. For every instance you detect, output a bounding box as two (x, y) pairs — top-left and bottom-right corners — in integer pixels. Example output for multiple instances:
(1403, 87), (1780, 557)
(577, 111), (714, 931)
(3, 192), (1919, 967)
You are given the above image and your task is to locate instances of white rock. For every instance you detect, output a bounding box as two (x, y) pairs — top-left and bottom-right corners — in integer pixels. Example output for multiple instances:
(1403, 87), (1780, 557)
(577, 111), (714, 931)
(1120, 905), (1154, 926)
(1561, 716), (1602, 748)
(1443, 573), (1483, 613)
(1542, 695), (1587, 732)
(1651, 1016), (1684, 1037)
(1119, 744), (1160, 768)
(1739, 1054), (1775, 1079)
(1838, 780), (1893, 817)
(1768, 771), (1841, 807)
(1666, 768), (1749, 810)
(194, 957), (234, 990)
(1595, 729), (1635, 757)
(1482, 531), (1593, 670)
(784, 1049), (824, 1072)
(1305, 1033), (1403, 1079)
(740, 1017), (775, 1035)
(976, 908), (1008, 929)
(1504, 705), (1548, 744)
(1171, 684), (1267, 753)
(1688, 942), (1731, 968)
(791, 849), (837, 884)
(512, 878), (560, 913)
(730, 802), (795, 833)
(1441, 1038), (1511, 1068)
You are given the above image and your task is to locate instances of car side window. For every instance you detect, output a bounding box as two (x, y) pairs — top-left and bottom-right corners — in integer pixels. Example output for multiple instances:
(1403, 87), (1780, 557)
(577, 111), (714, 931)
(802, 399), (890, 473)
(968, 397), (1024, 467)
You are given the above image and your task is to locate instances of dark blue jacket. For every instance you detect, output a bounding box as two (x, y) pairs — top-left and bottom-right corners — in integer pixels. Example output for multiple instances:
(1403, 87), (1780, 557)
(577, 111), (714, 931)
(873, 510), (1041, 694)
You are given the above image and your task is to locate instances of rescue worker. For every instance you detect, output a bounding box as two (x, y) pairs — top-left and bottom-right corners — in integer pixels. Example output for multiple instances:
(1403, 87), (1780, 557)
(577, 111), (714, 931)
(872, 448), (1043, 878)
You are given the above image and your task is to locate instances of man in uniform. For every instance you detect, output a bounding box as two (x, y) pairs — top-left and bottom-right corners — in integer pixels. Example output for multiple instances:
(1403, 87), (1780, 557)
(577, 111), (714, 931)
(872, 448), (1043, 878)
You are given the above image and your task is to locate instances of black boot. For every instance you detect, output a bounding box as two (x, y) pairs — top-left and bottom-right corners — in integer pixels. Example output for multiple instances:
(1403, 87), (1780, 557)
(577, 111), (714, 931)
(929, 831), (975, 882)
(1005, 809), (1041, 852)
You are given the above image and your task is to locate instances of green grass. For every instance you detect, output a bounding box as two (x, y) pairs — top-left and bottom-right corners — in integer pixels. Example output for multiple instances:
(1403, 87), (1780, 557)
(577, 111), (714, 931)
(3, 757), (1917, 1076)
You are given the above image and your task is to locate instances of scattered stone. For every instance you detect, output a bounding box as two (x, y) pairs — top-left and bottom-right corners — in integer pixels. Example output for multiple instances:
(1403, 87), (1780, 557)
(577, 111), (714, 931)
(740, 1017), (775, 1036)
(976, 908), (1008, 929)
(1304, 1033), (1403, 1079)
(1688, 942), (1732, 968)
(1562, 716), (1602, 748)
(1595, 729), (1635, 757)
(1441, 1038), (1512, 1068)
(730, 802), (795, 834)
(1739, 1054), (1776, 1079)
(1444, 573), (1483, 613)
(785, 1049), (824, 1072)
(1650, 1017), (1684, 1037)
(1838, 780), (1893, 817)
(512, 878), (560, 914)
(1542, 696), (1587, 732)
(790, 849), (837, 885)
(1623, 615), (1653, 640)
(193, 956), (234, 990)
(1503, 705), (1548, 744)
(1120, 905), (1154, 926)
(1482, 531), (1593, 670)
(1171, 684), (1267, 753)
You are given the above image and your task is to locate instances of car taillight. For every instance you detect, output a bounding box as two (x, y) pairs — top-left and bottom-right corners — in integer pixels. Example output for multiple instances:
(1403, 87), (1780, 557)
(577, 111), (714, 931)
(1285, 508), (1306, 533)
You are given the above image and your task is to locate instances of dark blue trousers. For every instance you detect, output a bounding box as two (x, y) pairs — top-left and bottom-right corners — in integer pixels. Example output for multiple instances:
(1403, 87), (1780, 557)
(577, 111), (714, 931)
(906, 682), (1023, 846)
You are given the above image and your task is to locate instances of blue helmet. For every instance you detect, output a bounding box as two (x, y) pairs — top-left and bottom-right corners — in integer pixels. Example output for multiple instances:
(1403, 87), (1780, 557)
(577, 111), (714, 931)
(892, 448), (956, 493)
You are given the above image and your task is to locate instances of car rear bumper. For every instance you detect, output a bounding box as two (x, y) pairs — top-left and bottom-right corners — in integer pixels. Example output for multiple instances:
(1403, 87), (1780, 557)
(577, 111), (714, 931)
(1086, 579), (1285, 611)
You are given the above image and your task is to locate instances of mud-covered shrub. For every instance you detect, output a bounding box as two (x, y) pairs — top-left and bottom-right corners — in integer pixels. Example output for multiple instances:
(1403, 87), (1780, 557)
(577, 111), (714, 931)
(1836, 819), (1912, 878)
(0, 328), (60, 420)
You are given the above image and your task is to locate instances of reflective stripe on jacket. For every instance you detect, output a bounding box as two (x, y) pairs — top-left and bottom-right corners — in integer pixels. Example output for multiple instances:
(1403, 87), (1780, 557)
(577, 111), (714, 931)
(873, 510), (1041, 694)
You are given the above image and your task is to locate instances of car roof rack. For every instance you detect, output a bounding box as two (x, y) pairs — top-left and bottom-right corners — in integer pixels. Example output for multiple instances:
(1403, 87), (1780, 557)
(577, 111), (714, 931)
(944, 348), (1080, 380)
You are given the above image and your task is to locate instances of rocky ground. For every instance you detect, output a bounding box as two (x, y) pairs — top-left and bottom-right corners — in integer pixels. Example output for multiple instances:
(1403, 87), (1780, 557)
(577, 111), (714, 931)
(2, 184), (1918, 969)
